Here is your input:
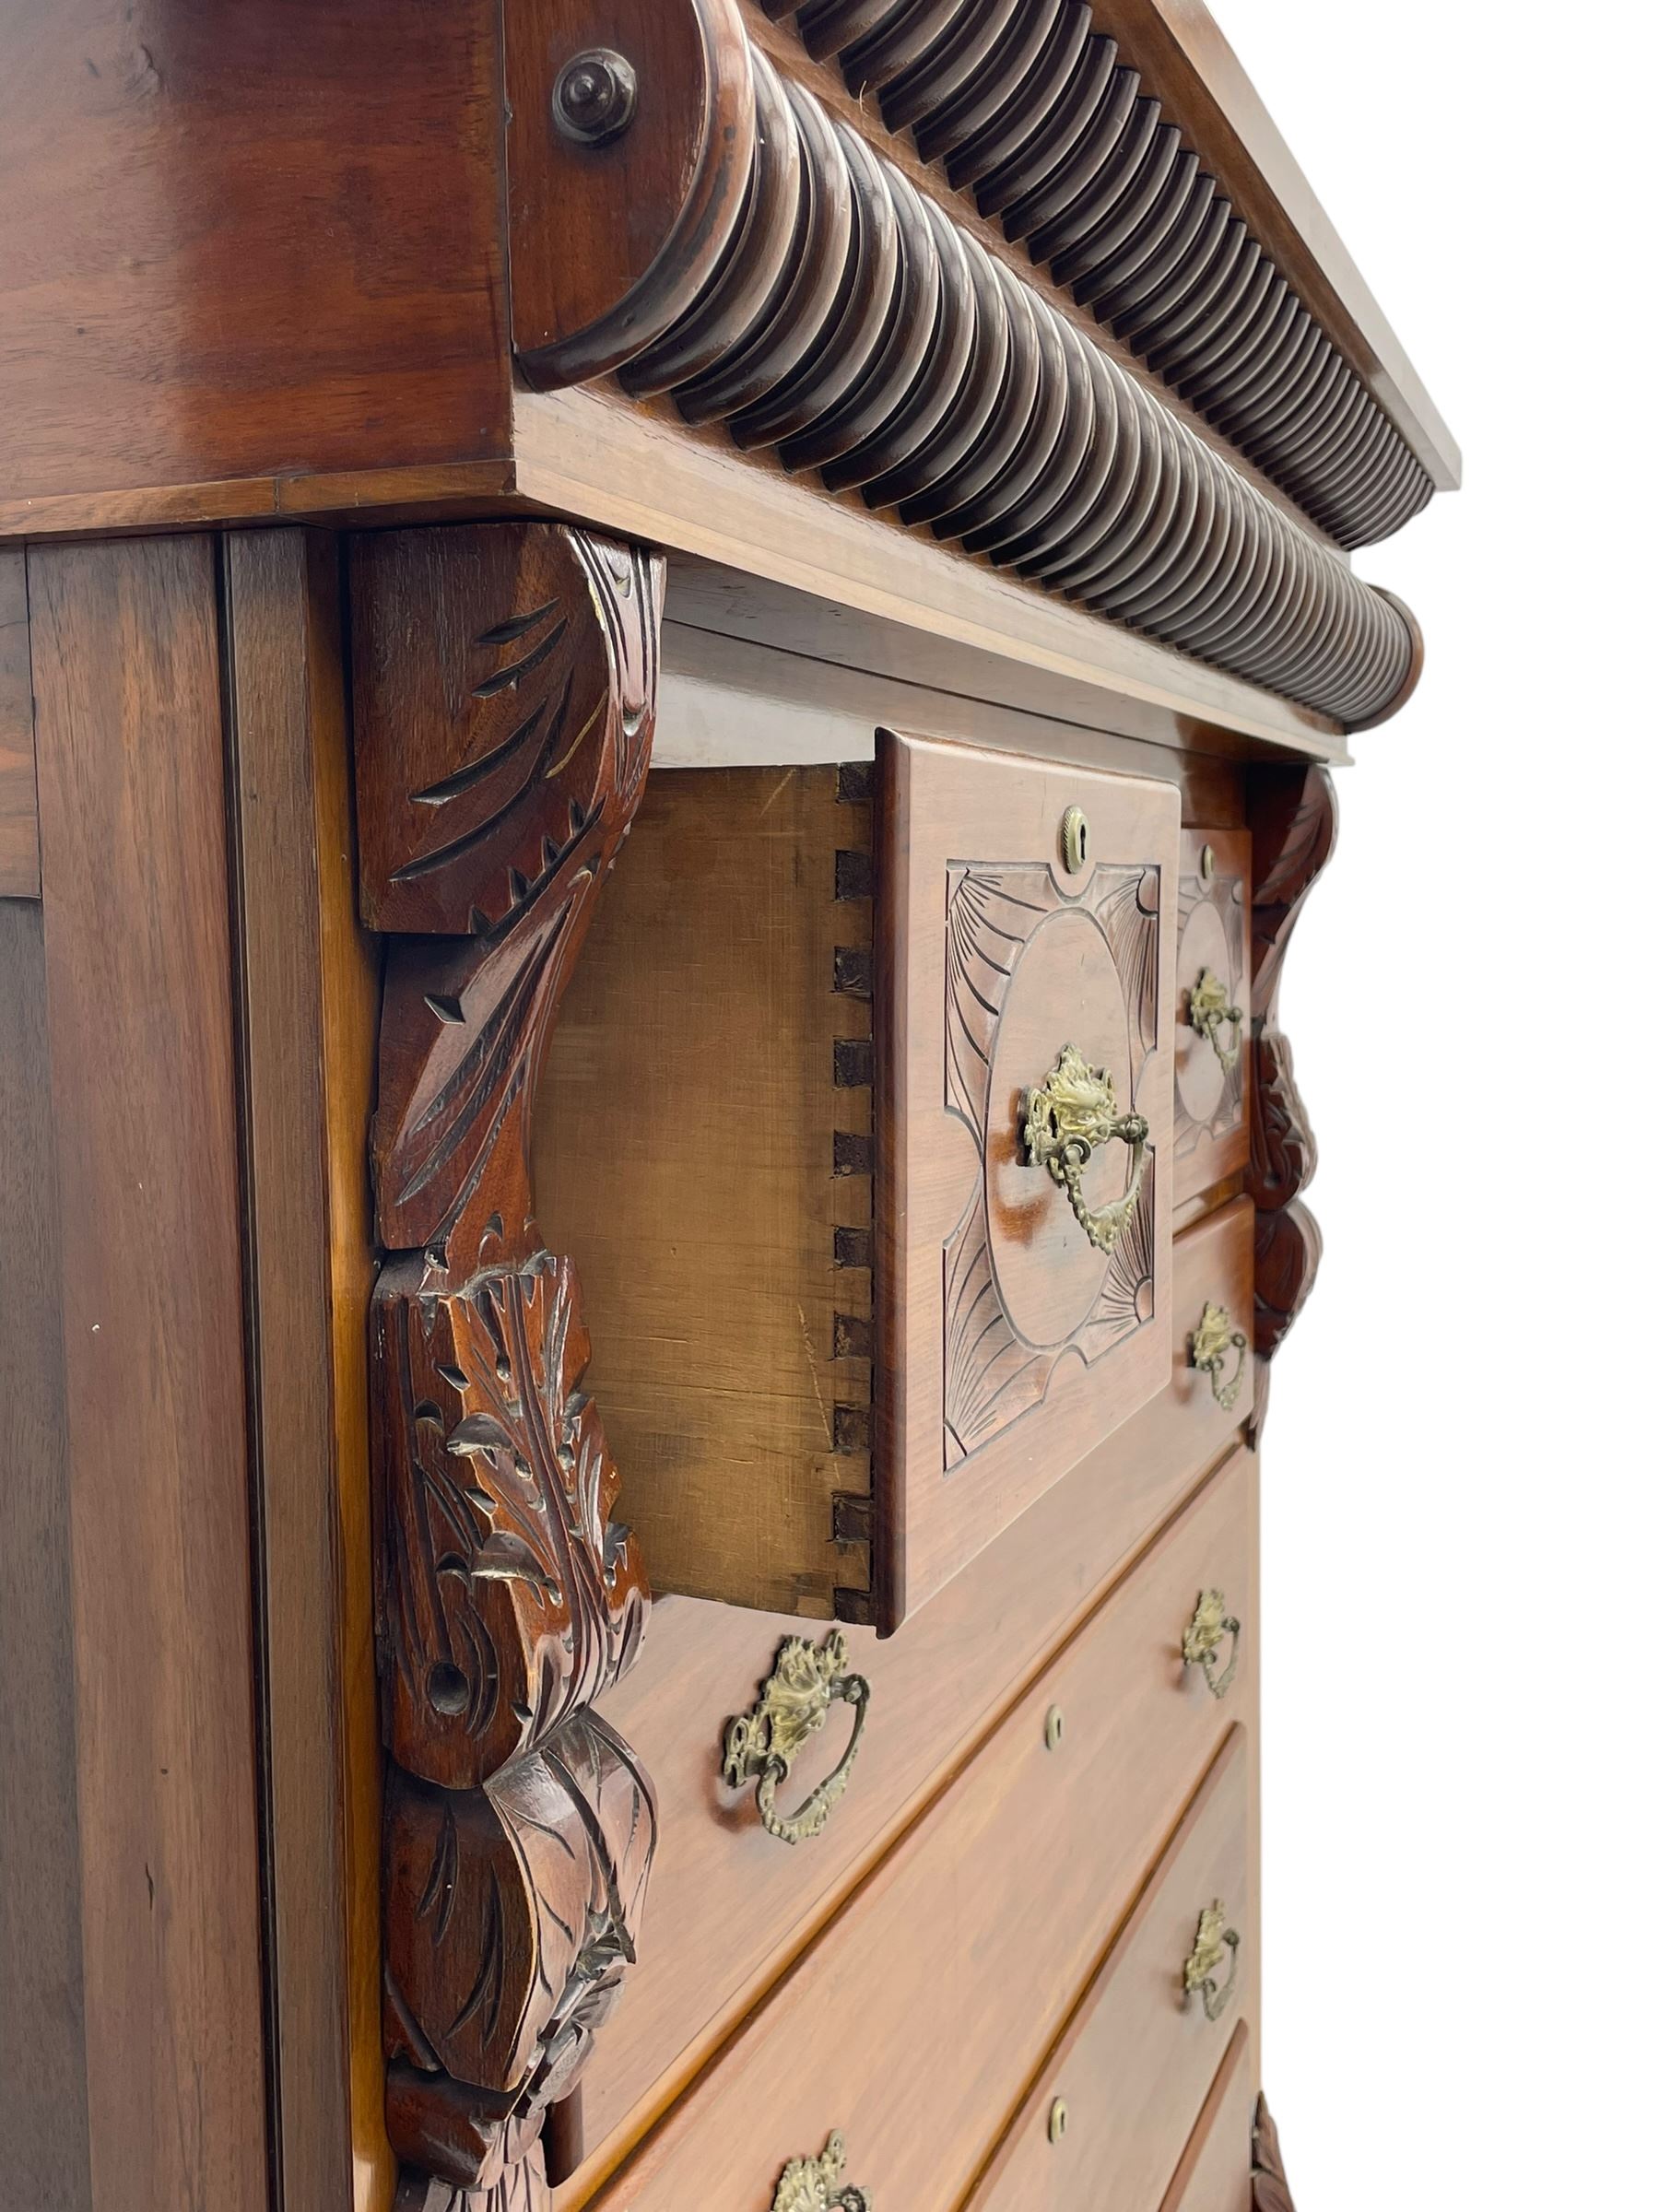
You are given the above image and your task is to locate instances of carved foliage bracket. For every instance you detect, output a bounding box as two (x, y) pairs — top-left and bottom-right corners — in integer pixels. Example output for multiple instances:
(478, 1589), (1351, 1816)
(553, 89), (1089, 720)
(1246, 763), (1336, 1440)
(352, 522), (665, 2211)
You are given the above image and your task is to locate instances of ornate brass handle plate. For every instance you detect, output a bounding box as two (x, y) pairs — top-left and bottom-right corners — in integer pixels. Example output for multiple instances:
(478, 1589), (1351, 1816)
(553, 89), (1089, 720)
(1182, 1588), (1241, 1700)
(771, 2132), (871, 2212)
(1187, 967), (1243, 1071)
(1021, 1042), (1149, 1255)
(1183, 1900), (1241, 2021)
(1188, 1300), (1248, 1411)
(723, 1630), (871, 1846)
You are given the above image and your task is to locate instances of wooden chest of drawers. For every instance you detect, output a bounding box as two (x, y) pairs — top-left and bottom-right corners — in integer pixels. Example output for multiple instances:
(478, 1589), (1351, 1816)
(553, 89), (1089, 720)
(0, 6), (1455, 2212)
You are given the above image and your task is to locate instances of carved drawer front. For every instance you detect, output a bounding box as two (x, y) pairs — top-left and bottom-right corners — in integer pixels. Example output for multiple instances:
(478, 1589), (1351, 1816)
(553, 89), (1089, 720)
(536, 732), (1178, 1631)
(965, 1731), (1255, 2212)
(1158, 2024), (1256, 2212)
(582, 1451), (1254, 2212)
(1174, 829), (1252, 1207)
(578, 1219), (1255, 2171)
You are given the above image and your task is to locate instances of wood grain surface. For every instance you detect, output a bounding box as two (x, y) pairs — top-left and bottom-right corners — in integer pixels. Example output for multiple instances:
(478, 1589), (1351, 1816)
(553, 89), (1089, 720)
(0, 898), (92, 2207)
(223, 530), (391, 2212)
(0, 550), (37, 895)
(965, 1728), (1254, 2212)
(29, 535), (269, 2212)
(879, 729), (1179, 1622)
(1159, 2022), (1254, 2212)
(535, 763), (877, 1621)
(0, 0), (509, 512)
(515, 385), (1354, 759)
(579, 1454), (1256, 2212)
(569, 1205), (1254, 2184)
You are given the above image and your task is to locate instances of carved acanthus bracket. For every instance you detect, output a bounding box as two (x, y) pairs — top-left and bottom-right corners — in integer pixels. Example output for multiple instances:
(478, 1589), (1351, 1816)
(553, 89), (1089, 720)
(1251, 2094), (1298, 2212)
(353, 522), (665, 2211)
(1245, 764), (1337, 1443)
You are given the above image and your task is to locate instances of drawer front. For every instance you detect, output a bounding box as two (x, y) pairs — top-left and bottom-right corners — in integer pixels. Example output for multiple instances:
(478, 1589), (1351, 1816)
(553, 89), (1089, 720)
(1159, 2024), (1255, 2212)
(967, 1731), (1255, 2212)
(580, 1212), (1253, 2169)
(1173, 829), (1251, 1207)
(879, 729), (1181, 1621)
(586, 1450), (1255, 2212)
(538, 741), (1181, 1630)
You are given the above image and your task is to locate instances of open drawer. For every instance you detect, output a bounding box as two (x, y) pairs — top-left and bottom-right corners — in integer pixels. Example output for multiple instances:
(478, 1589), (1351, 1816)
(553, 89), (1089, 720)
(535, 730), (1178, 1628)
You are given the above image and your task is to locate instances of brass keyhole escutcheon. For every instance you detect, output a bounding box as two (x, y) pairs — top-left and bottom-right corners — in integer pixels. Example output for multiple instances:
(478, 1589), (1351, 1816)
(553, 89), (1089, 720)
(1044, 1705), (1065, 1751)
(1048, 2099), (1069, 2144)
(1059, 805), (1089, 874)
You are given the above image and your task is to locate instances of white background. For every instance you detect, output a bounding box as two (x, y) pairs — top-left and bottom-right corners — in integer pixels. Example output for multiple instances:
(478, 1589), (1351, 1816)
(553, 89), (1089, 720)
(1217, 3), (1656, 2200)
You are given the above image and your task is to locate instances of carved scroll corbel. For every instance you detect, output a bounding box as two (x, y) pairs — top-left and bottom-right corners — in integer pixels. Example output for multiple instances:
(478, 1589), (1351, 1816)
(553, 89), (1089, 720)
(352, 521), (665, 2211)
(1245, 764), (1337, 1445)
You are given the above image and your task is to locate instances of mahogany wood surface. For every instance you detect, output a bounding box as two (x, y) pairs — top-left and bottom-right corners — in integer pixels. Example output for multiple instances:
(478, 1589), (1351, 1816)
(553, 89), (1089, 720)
(0, 0), (509, 516)
(223, 531), (392, 2212)
(28, 535), (269, 2212)
(510, 0), (757, 388)
(519, 393), (1355, 759)
(0, 551), (38, 895)
(965, 1728), (1254, 2212)
(0, 899), (91, 2207)
(573, 1205), (1252, 2181)
(879, 729), (1179, 1623)
(581, 1453), (1256, 2212)
(1159, 2023), (1254, 2212)
(1174, 826), (1251, 1203)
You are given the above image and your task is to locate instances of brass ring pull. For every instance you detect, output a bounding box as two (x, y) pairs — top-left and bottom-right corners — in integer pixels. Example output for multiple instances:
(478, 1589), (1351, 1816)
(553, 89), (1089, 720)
(1187, 968), (1243, 1072)
(1188, 1300), (1248, 1411)
(1183, 1900), (1241, 2021)
(771, 2132), (871, 2212)
(722, 1630), (871, 1847)
(1021, 1042), (1148, 1255)
(1182, 1588), (1241, 1700)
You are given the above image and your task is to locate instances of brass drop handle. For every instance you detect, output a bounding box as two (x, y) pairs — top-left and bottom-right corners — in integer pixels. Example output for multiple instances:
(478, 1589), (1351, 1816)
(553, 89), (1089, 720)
(1183, 1900), (1241, 2021)
(722, 1630), (871, 1847)
(1188, 1300), (1248, 1411)
(1182, 1588), (1241, 1700)
(1021, 1042), (1149, 1256)
(771, 2132), (871, 2212)
(1187, 967), (1243, 1072)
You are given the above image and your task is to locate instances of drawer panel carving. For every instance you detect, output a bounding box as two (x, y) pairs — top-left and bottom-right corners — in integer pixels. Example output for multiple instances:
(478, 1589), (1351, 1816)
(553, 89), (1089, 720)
(536, 732), (1178, 1630)
(965, 1731), (1255, 2212)
(1174, 829), (1252, 1205)
(577, 1207), (1253, 2169)
(582, 1450), (1255, 2210)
